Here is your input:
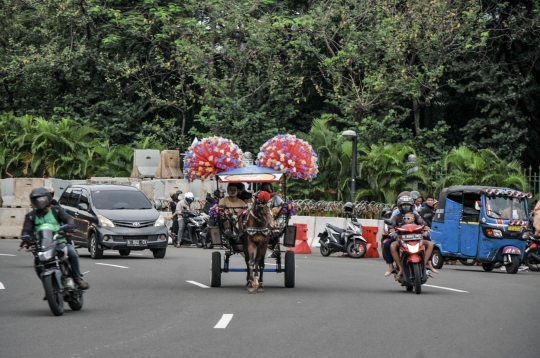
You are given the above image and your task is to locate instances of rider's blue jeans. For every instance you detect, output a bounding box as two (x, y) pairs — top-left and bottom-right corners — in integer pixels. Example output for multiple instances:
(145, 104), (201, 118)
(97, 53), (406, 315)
(67, 244), (83, 280)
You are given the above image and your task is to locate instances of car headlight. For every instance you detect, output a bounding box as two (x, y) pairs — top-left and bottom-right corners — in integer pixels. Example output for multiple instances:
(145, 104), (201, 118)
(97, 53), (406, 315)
(154, 215), (165, 227)
(97, 214), (115, 227)
(38, 249), (54, 262)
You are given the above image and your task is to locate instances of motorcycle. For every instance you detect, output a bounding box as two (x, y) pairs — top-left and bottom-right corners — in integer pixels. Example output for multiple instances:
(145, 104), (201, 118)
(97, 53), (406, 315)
(179, 210), (209, 248)
(318, 212), (367, 258)
(21, 223), (84, 316)
(391, 222), (429, 294)
(523, 231), (540, 271)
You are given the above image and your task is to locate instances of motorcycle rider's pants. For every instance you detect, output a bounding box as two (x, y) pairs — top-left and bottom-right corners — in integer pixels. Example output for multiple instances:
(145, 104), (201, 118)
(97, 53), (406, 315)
(66, 244), (83, 280)
(384, 238), (396, 264)
(177, 219), (186, 241)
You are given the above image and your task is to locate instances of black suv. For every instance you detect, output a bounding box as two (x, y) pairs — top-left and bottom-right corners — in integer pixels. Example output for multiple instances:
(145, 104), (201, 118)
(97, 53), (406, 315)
(59, 184), (168, 259)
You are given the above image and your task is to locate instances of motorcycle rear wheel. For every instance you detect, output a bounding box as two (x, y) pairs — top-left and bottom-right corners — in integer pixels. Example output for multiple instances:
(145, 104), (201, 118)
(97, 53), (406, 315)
(43, 275), (64, 316)
(524, 248), (540, 271)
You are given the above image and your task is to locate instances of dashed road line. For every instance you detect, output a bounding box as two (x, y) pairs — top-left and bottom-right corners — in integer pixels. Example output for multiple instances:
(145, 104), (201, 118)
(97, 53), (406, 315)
(95, 263), (129, 269)
(0, 282), (5, 289)
(0, 254), (16, 257)
(187, 280), (210, 288)
(214, 314), (233, 328)
(424, 284), (468, 293)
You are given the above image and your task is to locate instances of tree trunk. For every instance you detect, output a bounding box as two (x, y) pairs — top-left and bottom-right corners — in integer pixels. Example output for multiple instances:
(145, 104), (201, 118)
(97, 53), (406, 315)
(413, 99), (421, 135)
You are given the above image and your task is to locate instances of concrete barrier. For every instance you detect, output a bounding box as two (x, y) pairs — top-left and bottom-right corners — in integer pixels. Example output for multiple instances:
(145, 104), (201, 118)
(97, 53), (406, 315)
(155, 150), (183, 179)
(1, 178), (49, 207)
(140, 180), (166, 200)
(0, 208), (31, 239)
(131, 149), (160, 179)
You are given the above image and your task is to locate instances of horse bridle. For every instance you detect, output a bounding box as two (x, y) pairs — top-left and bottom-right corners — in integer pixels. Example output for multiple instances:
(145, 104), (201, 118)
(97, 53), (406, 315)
(245, 203), (273, 237)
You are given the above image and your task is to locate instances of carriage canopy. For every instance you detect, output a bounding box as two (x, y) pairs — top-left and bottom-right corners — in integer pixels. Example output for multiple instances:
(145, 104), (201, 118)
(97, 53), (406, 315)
(216, 165), (284, 183)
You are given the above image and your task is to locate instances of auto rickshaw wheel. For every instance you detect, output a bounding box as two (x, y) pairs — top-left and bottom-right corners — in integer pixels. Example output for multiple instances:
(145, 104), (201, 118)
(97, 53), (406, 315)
(432, 249), (444, 269)
(505, 255), (520, 274)
(482, 262), (495, 272)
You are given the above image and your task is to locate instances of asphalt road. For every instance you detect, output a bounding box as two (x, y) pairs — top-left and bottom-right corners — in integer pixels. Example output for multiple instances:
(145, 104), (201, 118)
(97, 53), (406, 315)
(0, 239), (538, 358)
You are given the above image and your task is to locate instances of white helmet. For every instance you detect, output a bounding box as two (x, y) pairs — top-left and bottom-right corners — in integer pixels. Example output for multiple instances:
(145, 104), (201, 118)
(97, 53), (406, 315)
(184, 192), (194, 204)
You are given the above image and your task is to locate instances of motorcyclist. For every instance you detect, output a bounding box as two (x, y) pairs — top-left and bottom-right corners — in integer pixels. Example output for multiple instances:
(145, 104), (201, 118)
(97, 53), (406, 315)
(390, 191), (419, 218)
(384, 195), (437, 279)
(174, 192), (195, 247)
(203, 189), (224, 215)
(21, 187), (89, 290)
(43, 186), (59, 206)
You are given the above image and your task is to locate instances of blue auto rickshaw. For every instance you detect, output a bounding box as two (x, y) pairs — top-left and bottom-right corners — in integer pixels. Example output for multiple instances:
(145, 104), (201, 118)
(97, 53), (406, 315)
(430, 186), (530, 274)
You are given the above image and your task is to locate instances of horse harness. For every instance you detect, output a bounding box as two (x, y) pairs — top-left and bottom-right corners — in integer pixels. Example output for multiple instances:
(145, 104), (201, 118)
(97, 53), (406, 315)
(244, 204), (273, 237)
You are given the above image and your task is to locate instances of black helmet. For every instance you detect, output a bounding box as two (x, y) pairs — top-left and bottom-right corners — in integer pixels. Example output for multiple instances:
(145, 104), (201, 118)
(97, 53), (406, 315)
(397, 195), (414, 214)
(176, 189), (183, 196)
(30, 187), (52, 210)
(213, 189), (225, 199)
(381, 207), (392, 219)
(343, 202), (354, 212)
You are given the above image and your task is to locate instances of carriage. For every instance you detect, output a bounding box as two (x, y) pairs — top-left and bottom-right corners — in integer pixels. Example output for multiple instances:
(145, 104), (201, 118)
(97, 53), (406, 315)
(208, 165), (297, 289)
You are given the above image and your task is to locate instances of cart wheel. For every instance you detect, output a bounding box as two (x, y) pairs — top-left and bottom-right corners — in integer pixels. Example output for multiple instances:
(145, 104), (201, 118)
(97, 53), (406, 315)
(211, 251), (222, 287)
(284, 251), (295, 288)
(432, 249), (444, 269)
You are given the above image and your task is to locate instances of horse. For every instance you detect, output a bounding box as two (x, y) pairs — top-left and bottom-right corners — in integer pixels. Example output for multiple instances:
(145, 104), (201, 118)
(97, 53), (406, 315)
(238, 192), (274, 293)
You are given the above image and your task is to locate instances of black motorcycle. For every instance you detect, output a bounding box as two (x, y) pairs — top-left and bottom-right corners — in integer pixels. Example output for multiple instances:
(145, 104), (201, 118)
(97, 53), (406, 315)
(523, 231), (540, 271)
(21, 224), (84, 316)
(179, 210), (209, 248)
(317, 212), (367, 258)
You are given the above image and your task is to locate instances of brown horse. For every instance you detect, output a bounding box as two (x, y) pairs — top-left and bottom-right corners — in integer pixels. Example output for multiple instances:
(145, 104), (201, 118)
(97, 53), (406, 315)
(238, 197), (274, 293)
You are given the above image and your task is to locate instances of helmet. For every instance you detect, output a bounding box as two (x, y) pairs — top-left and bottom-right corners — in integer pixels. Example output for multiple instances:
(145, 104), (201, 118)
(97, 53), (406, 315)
(343, 202), (354, 212)
(410, 191), (421, 201)
(43, 186), (55, 198)
(176, 190), (183, 196)
(30, 187), (52, 210)
(397, 195), (414, 214)
(381, 207), (392, 219)
(213, 189), (225, 199)
(184, 192), (194, 204)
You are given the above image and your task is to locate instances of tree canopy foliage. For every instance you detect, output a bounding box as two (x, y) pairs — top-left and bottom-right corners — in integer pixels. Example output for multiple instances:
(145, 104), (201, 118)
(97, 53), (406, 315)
(0, 0), (538, 197)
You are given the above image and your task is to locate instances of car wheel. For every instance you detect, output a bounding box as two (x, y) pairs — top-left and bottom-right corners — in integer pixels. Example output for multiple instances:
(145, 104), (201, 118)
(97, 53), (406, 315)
(89, 233), (103, 259)
(152, 248), (166, 259)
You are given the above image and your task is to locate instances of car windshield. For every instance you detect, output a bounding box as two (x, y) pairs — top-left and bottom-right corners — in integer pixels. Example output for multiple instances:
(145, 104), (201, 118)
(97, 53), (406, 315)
(485, 196), (527, 220)
(91, 190), (153, 210)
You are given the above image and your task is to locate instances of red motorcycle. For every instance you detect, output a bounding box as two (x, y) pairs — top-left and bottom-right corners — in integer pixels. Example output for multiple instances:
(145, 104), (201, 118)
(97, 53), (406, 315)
(393, 223), (429, 294)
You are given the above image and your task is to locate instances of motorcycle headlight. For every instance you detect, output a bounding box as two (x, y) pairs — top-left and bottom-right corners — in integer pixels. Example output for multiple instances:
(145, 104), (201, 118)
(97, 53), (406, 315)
(38, 248), (54, 262)
(407, 242), (420, 254)
(98, 215), (115, 227)
(154, 215), (165, 227)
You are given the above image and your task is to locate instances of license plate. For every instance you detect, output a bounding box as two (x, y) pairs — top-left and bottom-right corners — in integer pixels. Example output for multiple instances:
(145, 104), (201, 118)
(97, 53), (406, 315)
(127, 239), (147, 246)
(508, 225), (521, 232)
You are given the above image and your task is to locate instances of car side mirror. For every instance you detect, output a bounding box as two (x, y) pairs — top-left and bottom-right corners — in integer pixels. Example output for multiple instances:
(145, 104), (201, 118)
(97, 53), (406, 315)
(77, 203), (88, 211)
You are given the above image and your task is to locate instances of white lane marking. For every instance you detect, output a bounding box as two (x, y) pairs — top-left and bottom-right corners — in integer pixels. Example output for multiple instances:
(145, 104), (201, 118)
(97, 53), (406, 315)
(214, 314), (233, 329)
(95, 263), (129, 269)
(0, 254), (16, 256)
(187, 280), (210, 288)
(0, 282), (5, 289)
(424, 284), (468, 293)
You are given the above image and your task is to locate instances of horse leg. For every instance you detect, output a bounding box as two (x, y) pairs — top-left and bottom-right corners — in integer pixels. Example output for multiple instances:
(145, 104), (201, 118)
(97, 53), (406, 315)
(245, 242), (258, 293)
(257, 249), (265, 292)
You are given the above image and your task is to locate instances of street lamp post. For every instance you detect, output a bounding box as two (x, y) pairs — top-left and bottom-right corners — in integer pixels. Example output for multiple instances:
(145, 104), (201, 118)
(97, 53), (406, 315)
(342, 130), (357, 203)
